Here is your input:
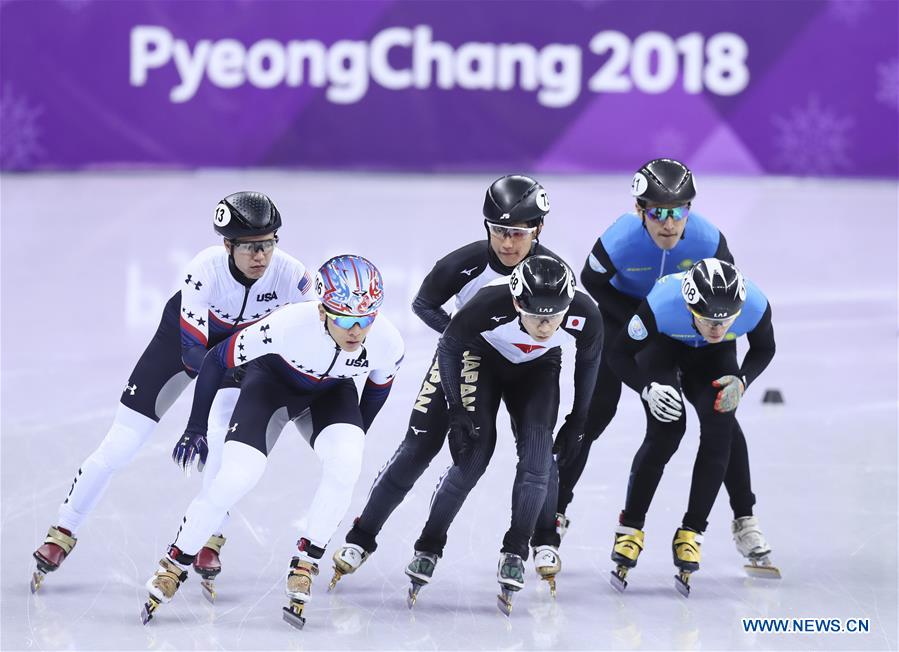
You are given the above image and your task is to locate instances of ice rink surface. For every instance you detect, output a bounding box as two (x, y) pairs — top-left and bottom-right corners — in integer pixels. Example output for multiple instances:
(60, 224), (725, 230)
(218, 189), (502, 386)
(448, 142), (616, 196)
(1, 171), (897, 651)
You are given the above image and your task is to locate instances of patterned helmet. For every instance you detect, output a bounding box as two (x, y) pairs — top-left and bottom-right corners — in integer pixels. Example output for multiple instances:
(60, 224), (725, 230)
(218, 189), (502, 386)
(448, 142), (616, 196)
(314, 255), (384, 316)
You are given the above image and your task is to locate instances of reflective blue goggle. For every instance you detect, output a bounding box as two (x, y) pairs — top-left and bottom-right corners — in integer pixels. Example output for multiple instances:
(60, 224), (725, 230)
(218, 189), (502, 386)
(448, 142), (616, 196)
(325, 309), (377, 329)
(644, 205), (690, 222)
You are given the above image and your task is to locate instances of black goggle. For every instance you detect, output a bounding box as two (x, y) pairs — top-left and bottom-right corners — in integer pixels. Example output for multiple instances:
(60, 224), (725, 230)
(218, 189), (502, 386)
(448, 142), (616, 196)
(229, 236), (279, 253)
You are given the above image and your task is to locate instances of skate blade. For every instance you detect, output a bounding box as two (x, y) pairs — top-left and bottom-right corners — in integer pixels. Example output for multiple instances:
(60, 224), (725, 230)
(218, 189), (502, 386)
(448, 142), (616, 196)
(406, 583), (423, 610)
(328, 571), (342, 592)
(674, 573), (691, 598)
(744, 562), (782, 580)
(609, 569), (628, 593)
(282, 602), (306, 630)
(140, 596), (161, 625)
(496, 589), (514, 617)
(538, 575), (557, 598)
(201, 579), (216, 604)
(30, 569), (46, 594)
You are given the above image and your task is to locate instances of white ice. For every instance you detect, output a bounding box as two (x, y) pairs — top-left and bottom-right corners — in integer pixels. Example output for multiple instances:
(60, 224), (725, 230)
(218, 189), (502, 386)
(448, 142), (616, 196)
(1, 171), (896, 650)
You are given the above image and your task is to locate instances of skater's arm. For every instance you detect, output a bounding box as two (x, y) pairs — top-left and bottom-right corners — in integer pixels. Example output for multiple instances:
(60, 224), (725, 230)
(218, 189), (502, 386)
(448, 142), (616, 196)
(179, 263), (214, 375)
(184, 308), (289, 433)
(414, 243), (487, 334)
(359, 334), (405, 432)
(581, 240), (636, 324)
(740, 303), (776, 388)
(714, 232), (735, 265)
(569, 296), (604, 423)
(411, 295), (452, 334)
(607, 303), (657, 393)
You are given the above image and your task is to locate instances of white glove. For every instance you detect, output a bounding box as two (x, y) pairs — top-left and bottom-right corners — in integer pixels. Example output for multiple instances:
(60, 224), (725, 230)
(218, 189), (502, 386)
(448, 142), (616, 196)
(712, 375), (745, 413)
(641, 382), (683, 422)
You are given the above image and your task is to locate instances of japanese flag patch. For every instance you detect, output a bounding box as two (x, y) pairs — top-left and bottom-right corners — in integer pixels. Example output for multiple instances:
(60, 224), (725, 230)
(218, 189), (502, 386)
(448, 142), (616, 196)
(565, 315), (586, 331)
(627, 314), (648, 340)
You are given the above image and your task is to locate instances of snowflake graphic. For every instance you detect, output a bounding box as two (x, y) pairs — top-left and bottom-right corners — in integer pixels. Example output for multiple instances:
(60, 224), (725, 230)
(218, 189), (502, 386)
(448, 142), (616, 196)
(827, 0), (872, 26)
(0, 84), (44, 170)
(876, 59), (899, 111)
(771, 96), (854, 175)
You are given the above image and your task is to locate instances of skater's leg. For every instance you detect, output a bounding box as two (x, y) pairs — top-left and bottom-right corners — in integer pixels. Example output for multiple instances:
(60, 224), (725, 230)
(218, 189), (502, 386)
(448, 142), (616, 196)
(558, 346), (624, 513)
(205, 386), (240, 533)
(414, 352), (502, 557)
(502, 355), (559, 559)
(723, 420), (756, 518)
(346, 353), (448, 553)
(173, 441), (268, 555)
(680, 348), (741, 534)
(56, 404), (159, 534)
(301, 423), (365, 546)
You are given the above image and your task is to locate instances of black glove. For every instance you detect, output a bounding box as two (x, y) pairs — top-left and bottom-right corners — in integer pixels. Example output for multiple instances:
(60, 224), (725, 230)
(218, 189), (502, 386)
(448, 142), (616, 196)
(172, 427), (208, 473)
(552, 415), (585, 469)
(446, 405), (479, 465)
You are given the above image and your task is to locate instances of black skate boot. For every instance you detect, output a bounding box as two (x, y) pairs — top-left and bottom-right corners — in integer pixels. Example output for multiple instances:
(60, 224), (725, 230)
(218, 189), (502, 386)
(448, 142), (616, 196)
(496, 552), (525, 617)
(404, 551), (438, 609)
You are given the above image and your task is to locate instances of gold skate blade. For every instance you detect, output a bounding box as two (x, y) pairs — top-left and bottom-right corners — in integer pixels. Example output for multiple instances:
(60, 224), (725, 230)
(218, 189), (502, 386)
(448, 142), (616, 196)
(496, 589), (514, 617)
(406, 582), (424, 609)
(140, 596), (161, 625)
(328, 570), (342, 591)
(282, 602), (306, 630)
(30, 569), (46, 593)
(538, 574), (557, 598)
(200, 579), (216, 603)
(744, 563), (782, 579)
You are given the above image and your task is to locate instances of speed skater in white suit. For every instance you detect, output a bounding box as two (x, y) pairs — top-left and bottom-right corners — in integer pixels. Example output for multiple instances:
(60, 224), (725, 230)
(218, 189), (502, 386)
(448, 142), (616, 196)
(31, 192), (314, 594)
(140, 254), (404, 630)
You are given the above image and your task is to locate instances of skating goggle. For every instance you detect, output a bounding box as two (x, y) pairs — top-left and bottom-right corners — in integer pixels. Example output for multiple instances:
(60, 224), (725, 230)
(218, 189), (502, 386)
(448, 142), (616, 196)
(324, 309), (378, 329)
(690, 309), (740, 327)
(520, 308), (567, 327)
(643, 205), (690, 222)
(488, 224), (538, 240)
(229, 236), (279, 253)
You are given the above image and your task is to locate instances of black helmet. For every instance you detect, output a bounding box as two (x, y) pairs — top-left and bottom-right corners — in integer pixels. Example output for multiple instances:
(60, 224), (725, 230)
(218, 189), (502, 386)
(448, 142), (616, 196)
(681, 258), (746, 320)
(483, 175), (550, 226)
(213, 191), (282, 239)
(631, 158), (696, 207)
(509, 255), (575, 315)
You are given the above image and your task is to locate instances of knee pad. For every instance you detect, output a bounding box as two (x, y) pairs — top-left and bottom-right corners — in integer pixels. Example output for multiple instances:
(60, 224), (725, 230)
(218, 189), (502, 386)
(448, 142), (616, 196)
(314, 423), (365, 488)
(90, 405), (157, 471)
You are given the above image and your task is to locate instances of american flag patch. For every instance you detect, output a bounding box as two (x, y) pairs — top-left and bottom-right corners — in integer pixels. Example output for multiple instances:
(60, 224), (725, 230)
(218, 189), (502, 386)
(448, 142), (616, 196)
(298, 272), (312, 294)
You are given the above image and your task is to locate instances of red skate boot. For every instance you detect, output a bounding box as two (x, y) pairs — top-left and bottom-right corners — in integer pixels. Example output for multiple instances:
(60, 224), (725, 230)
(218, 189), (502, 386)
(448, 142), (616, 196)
(193, 534), (225, 603)
(31, 526), (77, 593)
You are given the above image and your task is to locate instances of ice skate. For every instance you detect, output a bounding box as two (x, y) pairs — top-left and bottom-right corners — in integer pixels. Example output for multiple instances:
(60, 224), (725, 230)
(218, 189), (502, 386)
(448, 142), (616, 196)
(282, 556), (319, 630)
(732, 516), (781, 579)
(496, 552), (525, 617)
(672, 528), (702, 598)
(609, 525), (644, 592)
(328, 544), (369, 591)
(141, 557), (189, 624)
(533, 545), (561, 597)
(31, 526), (77, 593)
(404, 551), (438, 609)
(193, 534), (226, 603)
(555, 513), (570, 541)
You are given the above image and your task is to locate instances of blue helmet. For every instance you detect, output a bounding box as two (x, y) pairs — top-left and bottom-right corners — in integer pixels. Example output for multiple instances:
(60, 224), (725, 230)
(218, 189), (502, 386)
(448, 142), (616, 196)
(314, 255), (384, 316)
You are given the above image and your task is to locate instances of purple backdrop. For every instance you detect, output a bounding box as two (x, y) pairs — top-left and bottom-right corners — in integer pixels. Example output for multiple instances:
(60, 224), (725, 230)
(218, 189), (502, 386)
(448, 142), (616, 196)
(1, 0), (896, 176)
